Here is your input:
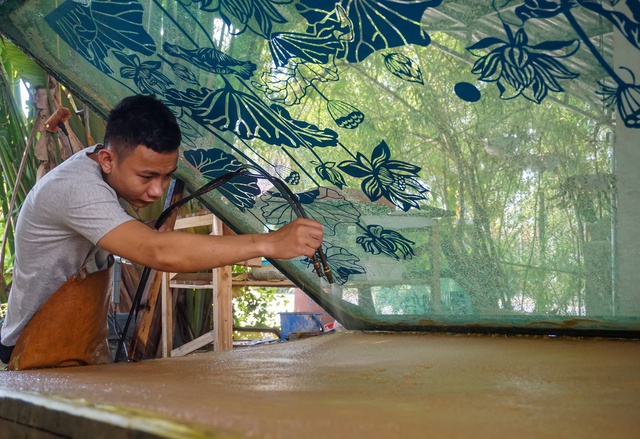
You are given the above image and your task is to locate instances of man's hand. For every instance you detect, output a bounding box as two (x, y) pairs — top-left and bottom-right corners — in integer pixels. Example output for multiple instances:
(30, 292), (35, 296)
(263, 218), (324, 260)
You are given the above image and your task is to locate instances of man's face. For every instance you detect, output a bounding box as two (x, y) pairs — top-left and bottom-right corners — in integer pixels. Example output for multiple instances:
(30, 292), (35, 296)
(102, 144), (179, 208)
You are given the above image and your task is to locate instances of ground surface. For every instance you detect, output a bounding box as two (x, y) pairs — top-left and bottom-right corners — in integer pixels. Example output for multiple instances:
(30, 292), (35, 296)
(1, 331), (639, 438)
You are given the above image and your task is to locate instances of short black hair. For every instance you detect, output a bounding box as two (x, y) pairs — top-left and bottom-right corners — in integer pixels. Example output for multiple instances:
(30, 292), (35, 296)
(104, 94), (181, 156)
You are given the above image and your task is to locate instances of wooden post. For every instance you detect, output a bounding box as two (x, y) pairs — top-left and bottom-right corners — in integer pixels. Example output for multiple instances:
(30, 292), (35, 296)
(160, 271), (173, 358)
(213, 216), (233, 351)
(430, 222), (442, 314)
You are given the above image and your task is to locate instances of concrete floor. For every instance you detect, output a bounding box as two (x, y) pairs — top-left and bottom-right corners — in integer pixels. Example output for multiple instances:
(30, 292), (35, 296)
(1, 331), (639, 439)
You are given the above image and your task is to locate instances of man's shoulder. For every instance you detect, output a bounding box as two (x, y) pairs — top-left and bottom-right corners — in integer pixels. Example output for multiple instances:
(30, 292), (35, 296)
(41, 146), (102, 183)
(27, 145), (113, 208)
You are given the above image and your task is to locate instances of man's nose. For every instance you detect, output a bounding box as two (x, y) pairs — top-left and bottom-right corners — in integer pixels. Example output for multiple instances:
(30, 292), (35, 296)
(148, 179), (164, 198)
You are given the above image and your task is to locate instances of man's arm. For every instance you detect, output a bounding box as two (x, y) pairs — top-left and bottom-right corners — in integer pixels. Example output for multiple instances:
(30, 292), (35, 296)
(97, 217), (324, 273)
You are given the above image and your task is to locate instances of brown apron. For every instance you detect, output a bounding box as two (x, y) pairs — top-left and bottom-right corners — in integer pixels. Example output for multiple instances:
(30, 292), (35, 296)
(8, 263), (113, 371)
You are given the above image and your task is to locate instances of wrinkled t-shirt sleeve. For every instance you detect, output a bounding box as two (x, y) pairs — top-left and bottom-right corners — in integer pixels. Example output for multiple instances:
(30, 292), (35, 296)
(57, 180), (134, 245)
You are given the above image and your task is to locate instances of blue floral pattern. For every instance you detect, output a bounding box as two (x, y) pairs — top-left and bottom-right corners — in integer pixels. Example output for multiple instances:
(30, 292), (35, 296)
(303, 244), (365, 285)
(468, 26), (579, 104)
(338, 141), (429, 211)
(114, 52), (173, 95)
(357, 225), (415, 260)
(36, 0), (640, 289)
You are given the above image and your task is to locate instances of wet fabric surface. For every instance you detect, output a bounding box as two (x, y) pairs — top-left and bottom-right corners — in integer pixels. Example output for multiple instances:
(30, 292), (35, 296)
(1, 332), (639, 438)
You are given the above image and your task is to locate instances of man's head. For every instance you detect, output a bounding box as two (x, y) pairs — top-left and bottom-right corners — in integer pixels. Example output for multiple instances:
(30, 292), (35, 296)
(104, 94), (181, 156)
(96, 95), (182, 208)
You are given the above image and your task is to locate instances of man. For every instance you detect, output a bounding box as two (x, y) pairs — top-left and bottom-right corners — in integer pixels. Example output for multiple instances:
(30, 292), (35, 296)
(0, 94), (323, 367)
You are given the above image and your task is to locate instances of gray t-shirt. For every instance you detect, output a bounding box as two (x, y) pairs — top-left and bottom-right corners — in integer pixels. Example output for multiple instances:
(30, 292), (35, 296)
(1, 144), (134, 346)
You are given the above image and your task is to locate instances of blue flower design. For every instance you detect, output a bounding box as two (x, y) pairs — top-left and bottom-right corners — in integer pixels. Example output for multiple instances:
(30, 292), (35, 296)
(326, 100), (364, 129)
(303, 244), (365, 285)
(338, 141), (429, 211)
(312, 161), (346, 189)
(597, 67), (640, 128)
(113, 52), (173, 95)
(383, 52), (423, 84)
(468, 26), (580, 104)
(356, 225), (415, 260)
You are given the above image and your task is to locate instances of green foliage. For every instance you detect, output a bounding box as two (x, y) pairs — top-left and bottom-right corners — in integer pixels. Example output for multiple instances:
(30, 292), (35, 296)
(307, 31), (614, 317)
(233, 286), (289, 328)
(0, 40), (46, 299)
(184, 288), (213, 337)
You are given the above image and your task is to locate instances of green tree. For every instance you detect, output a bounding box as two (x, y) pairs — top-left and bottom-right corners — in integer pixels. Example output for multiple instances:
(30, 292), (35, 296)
(0, 39), (46, 299)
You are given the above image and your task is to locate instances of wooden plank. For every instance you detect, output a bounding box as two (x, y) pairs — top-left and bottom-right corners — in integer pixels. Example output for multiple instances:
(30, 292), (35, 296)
(171, 331), (215, 357)
(174, 214), (214, 230)
(160, 271), (173, 358)
(213, 216), (233, 351)
(169, 283), (214, 290)
(170, 271), (296, 287)
(430, 223), (442, 314)
(170, 272), (213, 283)
(232, 280), (295, 287)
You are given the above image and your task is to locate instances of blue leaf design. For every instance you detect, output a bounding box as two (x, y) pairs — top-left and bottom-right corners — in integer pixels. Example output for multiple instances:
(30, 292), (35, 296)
(182, 0), (291, 37)
(164, 42), (257, 79)
(269, 5), (351, 68)
(46, 0), (156, 74)
(270, 29), (344, 68)
(297, 0), (443, 62)
(165, 85), (338, 148)
(579, 0), (640, 51)
(467, 37), (509, 51)
(260, 188), (361, 235)
(183, 148), (261, 211)
(254, 61), (339, 106)
(271, 105), (339, 148)
(533, 39), (582, 51)
(514, 0), (575, 21)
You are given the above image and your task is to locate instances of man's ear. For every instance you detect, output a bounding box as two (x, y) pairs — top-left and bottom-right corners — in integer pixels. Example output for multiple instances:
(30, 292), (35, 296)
(95, 148), (115, 174)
